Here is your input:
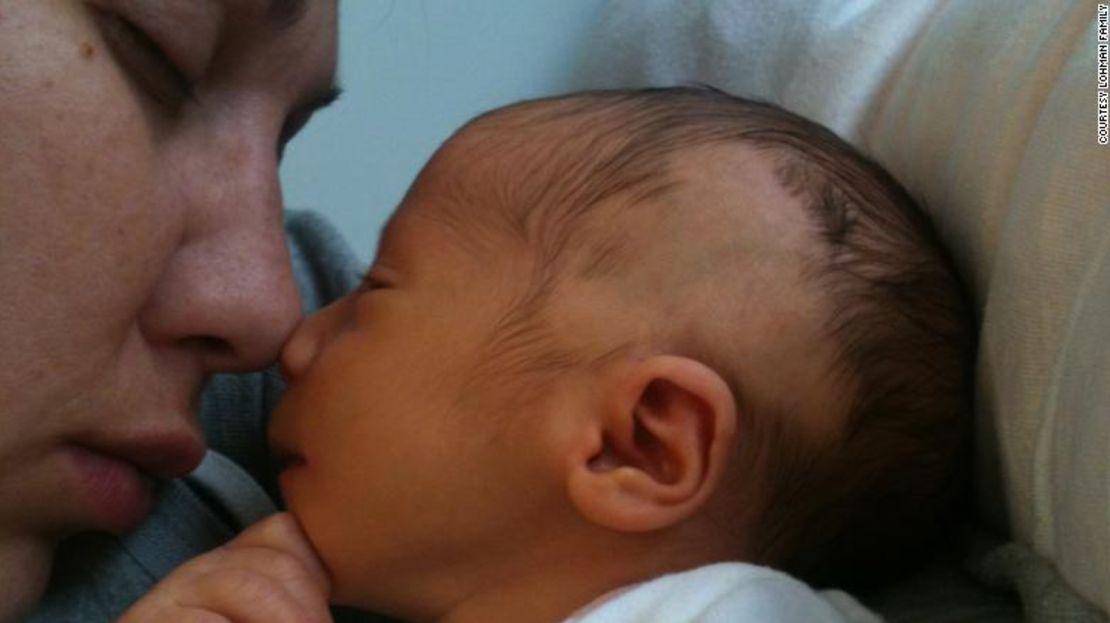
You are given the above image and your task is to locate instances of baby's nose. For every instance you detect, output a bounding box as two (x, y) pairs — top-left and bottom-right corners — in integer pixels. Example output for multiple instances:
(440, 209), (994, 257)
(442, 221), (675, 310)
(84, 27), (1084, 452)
(278, 321), (317, 383)
(278, 296), (354, 382)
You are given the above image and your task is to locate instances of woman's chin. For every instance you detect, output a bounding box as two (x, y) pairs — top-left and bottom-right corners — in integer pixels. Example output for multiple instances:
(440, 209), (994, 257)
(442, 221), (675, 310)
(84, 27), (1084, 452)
(0, 535), (55, 622)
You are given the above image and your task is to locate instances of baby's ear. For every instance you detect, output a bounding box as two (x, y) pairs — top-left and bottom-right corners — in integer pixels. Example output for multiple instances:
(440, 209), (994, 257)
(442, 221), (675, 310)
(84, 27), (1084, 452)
(566, 355), (737, 533)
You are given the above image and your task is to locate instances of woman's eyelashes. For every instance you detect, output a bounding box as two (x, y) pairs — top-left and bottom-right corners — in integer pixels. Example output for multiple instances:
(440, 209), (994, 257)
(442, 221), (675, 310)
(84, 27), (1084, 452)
(278, 88), (341, 157)
(278, 109), (313, 158)
(93, 8), (195, 112)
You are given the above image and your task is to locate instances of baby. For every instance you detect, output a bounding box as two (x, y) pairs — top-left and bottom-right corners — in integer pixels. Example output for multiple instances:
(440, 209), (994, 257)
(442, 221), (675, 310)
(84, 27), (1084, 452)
(123, 87), (974, 622)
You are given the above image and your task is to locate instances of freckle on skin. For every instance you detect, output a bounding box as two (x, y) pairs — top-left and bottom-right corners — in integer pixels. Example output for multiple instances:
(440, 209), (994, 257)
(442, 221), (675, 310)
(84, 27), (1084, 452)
(80, 42), (95, 60)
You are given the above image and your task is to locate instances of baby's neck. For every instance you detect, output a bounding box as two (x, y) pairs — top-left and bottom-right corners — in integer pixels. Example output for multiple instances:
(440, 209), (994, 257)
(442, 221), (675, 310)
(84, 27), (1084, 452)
(435, 533), (714, 623)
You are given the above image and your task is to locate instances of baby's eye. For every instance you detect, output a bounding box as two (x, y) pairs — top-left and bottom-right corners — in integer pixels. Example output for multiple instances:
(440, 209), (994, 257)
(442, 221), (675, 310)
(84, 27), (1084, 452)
(360, 272), (389, 292)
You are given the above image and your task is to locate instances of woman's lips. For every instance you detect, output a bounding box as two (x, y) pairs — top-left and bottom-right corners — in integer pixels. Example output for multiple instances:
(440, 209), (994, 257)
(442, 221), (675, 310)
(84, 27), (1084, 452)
(95, 432), (207, 480)
(64, 445), (153, 534)
(62, 430), (205, 533)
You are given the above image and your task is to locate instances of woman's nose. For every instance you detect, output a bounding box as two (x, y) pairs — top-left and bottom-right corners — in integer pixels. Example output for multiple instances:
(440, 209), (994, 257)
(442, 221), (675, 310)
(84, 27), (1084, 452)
(140, 124), (303, 373)
(141, 219), (304, 373)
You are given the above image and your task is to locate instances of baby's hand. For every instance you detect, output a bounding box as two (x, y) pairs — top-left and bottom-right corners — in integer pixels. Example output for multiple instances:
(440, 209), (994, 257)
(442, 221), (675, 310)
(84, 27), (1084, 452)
(118, 512), (332, 623)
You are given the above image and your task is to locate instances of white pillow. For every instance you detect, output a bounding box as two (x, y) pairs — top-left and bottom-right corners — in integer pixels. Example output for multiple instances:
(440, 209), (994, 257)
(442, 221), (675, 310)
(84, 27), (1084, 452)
(577, 0), (1109, 612)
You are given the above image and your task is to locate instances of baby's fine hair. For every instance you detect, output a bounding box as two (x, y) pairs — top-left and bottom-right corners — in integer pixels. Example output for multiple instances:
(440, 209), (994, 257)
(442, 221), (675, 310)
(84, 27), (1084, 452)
(442, 86), (976, 591)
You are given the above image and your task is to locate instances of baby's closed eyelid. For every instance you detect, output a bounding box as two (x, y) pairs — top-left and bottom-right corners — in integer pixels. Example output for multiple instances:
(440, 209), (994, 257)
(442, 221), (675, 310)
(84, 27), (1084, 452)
(360, 267), (397, 291)
(370, 259), (407, 282)
(359, 273), (384, 291)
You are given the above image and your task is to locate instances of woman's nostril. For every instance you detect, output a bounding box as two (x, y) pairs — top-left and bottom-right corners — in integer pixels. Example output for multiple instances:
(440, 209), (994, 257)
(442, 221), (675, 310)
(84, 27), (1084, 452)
(181, 335), (234, 356)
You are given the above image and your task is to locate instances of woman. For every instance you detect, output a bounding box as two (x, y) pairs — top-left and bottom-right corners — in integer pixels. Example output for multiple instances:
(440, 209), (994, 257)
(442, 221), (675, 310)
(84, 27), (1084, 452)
(0, 1), (342, 619)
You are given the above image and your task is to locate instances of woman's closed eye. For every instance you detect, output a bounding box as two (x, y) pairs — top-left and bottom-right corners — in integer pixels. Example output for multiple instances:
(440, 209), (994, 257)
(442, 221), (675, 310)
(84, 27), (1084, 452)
(92, 8), (195, 112)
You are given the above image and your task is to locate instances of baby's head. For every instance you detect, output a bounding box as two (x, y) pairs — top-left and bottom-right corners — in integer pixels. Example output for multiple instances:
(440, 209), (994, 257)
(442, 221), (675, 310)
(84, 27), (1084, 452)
(271, 87), (975, 620)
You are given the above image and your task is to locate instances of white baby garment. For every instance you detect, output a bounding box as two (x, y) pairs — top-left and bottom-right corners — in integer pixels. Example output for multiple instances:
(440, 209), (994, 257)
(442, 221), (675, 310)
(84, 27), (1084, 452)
(563, 562), (882, 623)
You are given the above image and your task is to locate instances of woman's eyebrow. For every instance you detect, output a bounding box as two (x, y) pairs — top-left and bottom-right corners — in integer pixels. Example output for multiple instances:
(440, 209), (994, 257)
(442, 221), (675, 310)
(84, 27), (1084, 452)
(267, 0), (308, 28)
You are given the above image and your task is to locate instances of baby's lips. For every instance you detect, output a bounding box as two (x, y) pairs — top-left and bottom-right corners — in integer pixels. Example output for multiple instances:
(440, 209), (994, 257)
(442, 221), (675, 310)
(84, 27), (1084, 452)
(268, 419), (306, 473)
(274, 448), (307, 473)
(268, 430), (303, 470)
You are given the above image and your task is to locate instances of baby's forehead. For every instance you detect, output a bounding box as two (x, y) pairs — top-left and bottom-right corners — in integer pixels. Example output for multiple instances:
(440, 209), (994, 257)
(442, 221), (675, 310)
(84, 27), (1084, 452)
(403, 104), (652, 231)
(397, 99), (820, 284)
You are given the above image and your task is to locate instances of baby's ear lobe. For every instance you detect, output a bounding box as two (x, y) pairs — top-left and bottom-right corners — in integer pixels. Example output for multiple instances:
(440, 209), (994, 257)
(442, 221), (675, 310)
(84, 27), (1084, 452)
(567, 356), (737, 533)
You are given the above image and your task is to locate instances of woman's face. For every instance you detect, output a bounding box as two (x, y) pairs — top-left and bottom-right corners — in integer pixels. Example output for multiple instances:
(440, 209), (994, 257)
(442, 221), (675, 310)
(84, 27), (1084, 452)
(0, 0), (337, 615)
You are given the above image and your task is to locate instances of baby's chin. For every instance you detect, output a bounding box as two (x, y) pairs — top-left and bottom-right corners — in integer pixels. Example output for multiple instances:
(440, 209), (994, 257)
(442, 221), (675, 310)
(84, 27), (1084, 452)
(276, 484), (356, 600)
(280, 504), (415, 616)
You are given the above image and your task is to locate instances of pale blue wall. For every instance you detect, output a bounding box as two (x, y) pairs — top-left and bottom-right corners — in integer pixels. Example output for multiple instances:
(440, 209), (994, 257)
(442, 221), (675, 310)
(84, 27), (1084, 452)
(279, 0), (608, 262)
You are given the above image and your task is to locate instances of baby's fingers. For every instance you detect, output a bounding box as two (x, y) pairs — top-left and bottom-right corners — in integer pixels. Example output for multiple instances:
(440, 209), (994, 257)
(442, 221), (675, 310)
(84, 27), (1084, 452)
(220, 512), (331, 599)
(121, 570), (326, 623)
(176, 567), (329, 623)
(118, 513), (332, 623)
